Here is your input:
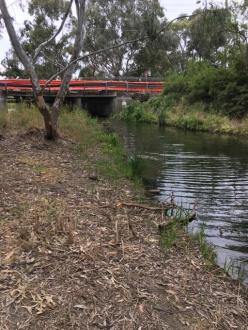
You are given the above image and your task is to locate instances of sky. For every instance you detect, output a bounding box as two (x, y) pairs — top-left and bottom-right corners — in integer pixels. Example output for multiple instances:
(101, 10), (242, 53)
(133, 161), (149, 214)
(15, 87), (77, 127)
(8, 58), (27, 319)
(161, 0), (199, 19)
(0, 0), (226, 69)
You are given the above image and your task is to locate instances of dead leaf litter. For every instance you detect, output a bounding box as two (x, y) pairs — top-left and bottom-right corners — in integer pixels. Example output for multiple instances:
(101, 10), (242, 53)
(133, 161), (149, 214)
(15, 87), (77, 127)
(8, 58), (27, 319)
(0, 132), (247, 329)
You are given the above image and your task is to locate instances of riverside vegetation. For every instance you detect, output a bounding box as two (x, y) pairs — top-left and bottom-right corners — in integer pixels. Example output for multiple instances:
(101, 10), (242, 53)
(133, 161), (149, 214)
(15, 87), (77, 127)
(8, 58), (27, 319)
(116, 1), (248, 135)
(0, 106), (248, 329)
(118, 56), (248, 135)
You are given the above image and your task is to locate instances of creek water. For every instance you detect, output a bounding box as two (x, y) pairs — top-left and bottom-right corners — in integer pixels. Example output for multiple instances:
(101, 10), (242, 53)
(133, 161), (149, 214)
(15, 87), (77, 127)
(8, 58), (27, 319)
(113, 121), (248, 285)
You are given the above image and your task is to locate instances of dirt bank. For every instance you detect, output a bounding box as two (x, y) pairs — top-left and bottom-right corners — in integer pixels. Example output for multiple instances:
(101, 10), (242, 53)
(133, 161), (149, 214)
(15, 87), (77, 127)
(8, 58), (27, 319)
(0, 130), (247, 330)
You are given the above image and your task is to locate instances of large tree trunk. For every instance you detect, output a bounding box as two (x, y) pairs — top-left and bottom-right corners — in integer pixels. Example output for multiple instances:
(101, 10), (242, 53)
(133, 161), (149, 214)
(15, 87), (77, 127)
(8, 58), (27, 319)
(42, 110), (59, 140)
(35, 93), (59, 140)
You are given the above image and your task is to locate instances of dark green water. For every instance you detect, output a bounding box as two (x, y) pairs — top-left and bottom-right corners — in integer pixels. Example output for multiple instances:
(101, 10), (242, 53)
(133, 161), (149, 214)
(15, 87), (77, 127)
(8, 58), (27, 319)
(113, 121), (248, 285)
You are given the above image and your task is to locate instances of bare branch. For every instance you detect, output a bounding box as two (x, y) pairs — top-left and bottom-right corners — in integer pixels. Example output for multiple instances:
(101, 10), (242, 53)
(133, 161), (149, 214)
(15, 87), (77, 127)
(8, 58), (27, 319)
(0, 0), (40, 90)
(52, 0), (86, 110)
(45, 13), (200, 86)
(33, 0), (73, 63)
(45, 37), (146, 86)
(0, 0), (51, 127)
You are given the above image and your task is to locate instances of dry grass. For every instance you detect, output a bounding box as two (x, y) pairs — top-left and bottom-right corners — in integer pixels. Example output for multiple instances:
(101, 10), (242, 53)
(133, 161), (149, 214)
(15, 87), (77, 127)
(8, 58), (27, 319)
(0, 107), (247, 329)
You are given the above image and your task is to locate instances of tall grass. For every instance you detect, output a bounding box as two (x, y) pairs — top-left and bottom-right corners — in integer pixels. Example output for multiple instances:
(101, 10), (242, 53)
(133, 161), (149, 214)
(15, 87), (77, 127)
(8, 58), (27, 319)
(0, 104), (43, 132)
(0, 104), (142, 183)
(195, 225), (216, 266)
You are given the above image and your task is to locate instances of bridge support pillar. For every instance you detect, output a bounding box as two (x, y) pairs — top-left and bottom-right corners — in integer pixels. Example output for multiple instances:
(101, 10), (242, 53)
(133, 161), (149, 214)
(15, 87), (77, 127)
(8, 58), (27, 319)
(74, 97), (82, 109)
(0, 91), (7, 111)
(111, 96), (132, 114)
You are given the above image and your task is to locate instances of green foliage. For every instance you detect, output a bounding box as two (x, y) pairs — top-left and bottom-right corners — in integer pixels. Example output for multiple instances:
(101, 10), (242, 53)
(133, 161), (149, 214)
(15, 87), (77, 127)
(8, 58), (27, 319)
(2, 0), (247, 82)
(118, 100), (158, 124)
(195, 225), (216, 266)
(1, 55), (27, 78)
(162, 59), (248, 119)
(160, 204), (195, 250)
(1, 0), (71, 78)
(0, 103), (43, 131)
(95, 132), (143, 183)
(163, 71), (190, 99)
(118, 93), (248, 136)
(160, 222), (180, 250)
(82, 0), (169, 78)
(187, 7), (230, 63)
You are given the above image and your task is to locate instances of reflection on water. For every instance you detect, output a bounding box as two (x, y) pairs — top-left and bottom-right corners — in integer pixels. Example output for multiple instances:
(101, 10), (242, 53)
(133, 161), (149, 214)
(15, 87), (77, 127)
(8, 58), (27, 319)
(113, 121), (248, 285)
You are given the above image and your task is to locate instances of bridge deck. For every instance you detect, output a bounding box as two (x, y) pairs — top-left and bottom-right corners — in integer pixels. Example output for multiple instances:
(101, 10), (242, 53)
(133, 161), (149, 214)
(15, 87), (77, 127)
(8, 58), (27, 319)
(0, 79), (164, 96)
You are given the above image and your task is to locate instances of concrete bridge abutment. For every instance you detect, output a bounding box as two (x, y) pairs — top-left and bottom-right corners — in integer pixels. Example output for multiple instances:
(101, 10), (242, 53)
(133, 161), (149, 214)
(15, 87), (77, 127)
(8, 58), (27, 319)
(74, 94), (132, 117)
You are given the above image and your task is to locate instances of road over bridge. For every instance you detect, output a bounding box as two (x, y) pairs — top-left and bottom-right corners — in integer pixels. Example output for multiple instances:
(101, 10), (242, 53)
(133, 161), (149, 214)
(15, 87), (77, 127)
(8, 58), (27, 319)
(0, 79), (164, 116)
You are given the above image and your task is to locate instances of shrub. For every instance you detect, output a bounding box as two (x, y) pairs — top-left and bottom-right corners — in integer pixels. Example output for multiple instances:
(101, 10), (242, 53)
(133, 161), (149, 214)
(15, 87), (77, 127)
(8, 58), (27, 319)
(163, 61), (248, 118)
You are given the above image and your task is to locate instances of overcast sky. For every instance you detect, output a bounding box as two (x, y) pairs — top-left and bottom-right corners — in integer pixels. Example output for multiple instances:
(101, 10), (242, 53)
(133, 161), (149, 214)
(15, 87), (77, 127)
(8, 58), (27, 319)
(161, 0), (199, 19)
(0, 0), (226, 68)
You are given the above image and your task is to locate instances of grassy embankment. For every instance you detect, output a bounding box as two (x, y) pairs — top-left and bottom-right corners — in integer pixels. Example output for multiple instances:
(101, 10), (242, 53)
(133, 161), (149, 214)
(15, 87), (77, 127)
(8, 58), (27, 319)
(1, 106), (245, 271)
(118, 62), (248, 135)
(0, 104), (142, 183)
(3, 105), (245, 275)
(1, 105), (213, 252)
(0, 105), (247, 329)
(0, 105), (238, 269)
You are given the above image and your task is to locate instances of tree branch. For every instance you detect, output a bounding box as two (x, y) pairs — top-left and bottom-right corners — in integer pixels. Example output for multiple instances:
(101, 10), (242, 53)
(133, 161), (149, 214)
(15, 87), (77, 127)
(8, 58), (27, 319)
(41, 51), (66, 70)
(0, 0), (51, 121)
(45, 13), (200, 86)
(45, 37), (146, 86)
(51, 0), (86, 110)
(0, 0), (40, 91)
(33, 0), (73, 63)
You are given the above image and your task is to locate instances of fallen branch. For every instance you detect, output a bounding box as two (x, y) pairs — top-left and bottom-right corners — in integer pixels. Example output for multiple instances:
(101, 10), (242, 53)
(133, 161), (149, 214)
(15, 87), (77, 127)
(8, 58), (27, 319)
(117, 202), (173, 211)
(158, 212), (196, 232)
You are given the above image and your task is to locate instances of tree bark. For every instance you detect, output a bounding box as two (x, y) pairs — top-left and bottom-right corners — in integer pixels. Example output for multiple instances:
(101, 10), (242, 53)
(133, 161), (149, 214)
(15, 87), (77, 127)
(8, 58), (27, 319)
(0, 0), (59, 139)
(35, 93), (59, 140)
(52, 0), (86, 111)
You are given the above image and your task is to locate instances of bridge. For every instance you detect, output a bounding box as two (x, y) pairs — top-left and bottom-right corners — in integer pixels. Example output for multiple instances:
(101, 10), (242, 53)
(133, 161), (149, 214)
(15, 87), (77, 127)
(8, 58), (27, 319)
(0, 79), (164, 116)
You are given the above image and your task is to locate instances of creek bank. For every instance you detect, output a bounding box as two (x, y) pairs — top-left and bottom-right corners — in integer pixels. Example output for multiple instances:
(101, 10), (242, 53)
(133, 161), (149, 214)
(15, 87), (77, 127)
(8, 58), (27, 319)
(120, 61), (248, 136)
(0, 108), (247, 329)
(118, 98), (248, 136)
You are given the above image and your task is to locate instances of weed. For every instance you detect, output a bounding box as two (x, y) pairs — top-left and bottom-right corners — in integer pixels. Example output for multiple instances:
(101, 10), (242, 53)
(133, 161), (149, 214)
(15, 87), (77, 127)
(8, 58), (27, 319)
(160, 203), (194, 250)
(224, 257), (247, 282)
(195, 224), (216, 266)
(160, 222), (182, 250)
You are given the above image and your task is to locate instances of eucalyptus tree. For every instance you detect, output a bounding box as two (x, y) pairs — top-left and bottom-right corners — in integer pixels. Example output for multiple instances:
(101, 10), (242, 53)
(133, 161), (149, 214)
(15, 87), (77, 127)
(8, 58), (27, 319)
(82, 0), (166, 78)
(0, 0), (85, 139)
(1, 0), (72, 78)
(0, 0), (217, 140)
(186, 6), (231, 64)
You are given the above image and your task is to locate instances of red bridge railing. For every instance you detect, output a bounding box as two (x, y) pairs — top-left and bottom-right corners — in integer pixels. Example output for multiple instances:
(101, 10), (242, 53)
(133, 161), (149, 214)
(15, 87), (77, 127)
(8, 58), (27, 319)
(0, 79), (164, 95)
